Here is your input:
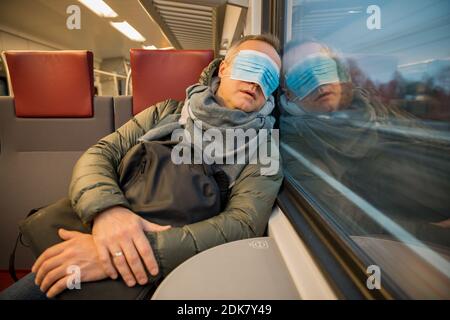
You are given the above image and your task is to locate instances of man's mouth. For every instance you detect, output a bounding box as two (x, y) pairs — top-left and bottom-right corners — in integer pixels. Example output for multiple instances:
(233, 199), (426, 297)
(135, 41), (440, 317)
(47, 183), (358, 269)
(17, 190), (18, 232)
(240, 89), (256, 99)
(315, 92), (333, 101)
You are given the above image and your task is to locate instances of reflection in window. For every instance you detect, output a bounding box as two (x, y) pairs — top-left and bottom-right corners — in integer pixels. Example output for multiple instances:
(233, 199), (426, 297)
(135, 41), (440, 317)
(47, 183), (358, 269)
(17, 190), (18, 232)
(280, 0), (450, 298)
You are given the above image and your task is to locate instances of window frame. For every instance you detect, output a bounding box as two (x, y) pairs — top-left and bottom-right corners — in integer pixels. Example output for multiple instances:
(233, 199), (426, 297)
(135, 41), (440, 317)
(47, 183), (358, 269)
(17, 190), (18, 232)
(277, 176), (408, 299)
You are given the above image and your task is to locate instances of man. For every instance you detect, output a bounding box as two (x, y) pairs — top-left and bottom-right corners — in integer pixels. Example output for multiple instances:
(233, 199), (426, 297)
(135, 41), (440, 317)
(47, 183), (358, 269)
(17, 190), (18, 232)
(1, 34), (283, 299)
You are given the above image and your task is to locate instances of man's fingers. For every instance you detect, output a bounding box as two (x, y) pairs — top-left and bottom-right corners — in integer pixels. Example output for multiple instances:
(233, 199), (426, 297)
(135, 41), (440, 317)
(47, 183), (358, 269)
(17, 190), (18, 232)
(46, 275), (70, 299)
(32, 243), (65, 274)
(109, 246), (136, 287)
(121, 241), (148, 285)
(133, 233), (159, 276)
(35, 255), (63, 286)
(40, 265), (66, 293)
(58, 228), (81, 240)
(97, 245), (118, 279)
(141, 219), (171, 232)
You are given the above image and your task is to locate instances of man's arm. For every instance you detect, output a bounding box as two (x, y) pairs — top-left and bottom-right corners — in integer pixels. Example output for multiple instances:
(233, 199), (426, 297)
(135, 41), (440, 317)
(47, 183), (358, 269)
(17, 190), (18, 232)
(69, 99), (181, 224)
(68, 99), (181, 285)
(145, 163), (283, 276)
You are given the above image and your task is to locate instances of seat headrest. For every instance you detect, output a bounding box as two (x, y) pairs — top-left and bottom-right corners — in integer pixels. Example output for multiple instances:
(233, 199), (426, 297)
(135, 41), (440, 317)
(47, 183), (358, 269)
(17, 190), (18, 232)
(130, 49), (214, 115)
(3, 50), (94, 117)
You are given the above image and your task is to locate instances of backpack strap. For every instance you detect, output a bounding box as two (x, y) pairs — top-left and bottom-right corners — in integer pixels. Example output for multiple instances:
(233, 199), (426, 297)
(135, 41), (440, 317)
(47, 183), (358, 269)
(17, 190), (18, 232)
(9, 207), (44, 282)
(212, 170), (230, 211)
(8, 234), (21, 282)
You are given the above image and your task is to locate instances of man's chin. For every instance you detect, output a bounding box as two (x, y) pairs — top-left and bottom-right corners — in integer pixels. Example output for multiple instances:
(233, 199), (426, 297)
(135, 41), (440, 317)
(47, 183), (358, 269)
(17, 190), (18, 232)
(318, 99), (341, 112)
(233, 101), (256, 112)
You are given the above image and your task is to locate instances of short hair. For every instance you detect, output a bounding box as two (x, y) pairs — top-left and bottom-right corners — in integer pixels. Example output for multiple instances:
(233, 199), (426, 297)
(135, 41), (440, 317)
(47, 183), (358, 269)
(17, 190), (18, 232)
(224, 34), (280, 62)
(282, 38), (333, 69)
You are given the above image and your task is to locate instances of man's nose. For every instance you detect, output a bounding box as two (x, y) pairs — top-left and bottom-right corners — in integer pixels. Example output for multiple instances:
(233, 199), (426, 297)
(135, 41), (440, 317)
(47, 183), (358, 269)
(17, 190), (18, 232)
(247, 82), (259, 91)
(317, 84), (333, 93)
(317, 85), (327, 93)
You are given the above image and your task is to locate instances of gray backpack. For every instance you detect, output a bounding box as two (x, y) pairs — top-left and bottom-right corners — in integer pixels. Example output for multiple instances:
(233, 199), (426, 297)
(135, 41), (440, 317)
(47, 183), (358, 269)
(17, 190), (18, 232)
(118, 140), (229, 227)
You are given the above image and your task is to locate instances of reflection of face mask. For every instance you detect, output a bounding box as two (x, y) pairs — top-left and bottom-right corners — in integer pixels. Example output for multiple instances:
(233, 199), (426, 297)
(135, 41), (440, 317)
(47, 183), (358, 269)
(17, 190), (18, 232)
(230, 50), (280, 99)
(285, 53), (340, 100)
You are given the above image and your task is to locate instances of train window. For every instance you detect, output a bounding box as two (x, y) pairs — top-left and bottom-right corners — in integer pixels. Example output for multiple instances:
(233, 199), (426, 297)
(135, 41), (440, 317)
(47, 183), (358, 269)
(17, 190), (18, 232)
(279, 0), (450, 298)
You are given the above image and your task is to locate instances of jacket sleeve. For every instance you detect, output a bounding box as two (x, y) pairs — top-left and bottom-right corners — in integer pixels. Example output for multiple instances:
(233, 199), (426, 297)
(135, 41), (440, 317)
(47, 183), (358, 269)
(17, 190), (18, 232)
(69, 100), (179, 224)
(145, 164), (283, 276)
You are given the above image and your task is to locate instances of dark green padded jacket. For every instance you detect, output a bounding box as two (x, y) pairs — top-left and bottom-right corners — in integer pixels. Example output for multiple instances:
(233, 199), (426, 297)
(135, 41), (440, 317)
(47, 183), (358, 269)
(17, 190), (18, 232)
(68, 59), (283, 276)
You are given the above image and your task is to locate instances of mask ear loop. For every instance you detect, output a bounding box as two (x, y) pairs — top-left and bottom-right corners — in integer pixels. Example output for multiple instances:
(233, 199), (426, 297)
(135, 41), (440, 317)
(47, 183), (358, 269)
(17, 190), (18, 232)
(282, 78), (301, 103)
(283, 71), (301, 103)
(224, 49), (239, 64)
(219, 54), (233, 80)
(286, 90), (301, 103)
(220, 48), (240, 78)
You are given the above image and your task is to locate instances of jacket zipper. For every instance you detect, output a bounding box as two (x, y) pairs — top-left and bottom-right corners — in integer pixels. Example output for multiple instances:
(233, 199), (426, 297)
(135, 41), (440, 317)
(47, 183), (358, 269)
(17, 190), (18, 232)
(141, 160), (147, 174)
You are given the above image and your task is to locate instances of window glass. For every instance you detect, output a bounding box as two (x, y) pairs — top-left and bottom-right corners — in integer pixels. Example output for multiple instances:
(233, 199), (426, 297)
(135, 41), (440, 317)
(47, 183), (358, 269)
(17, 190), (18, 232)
(280, 0), (450, 298)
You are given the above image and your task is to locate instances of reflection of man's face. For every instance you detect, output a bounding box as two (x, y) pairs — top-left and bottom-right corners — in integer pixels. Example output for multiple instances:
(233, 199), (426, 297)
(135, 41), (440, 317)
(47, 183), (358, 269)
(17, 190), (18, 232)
(283, 42), (352, 113)
(292, 82), (345, 112)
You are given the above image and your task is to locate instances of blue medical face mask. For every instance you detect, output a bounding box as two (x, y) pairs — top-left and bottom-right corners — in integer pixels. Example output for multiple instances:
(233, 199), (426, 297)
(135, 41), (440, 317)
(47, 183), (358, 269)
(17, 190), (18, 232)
(285, 54), (340, 100)
(229, 50), (280, 99)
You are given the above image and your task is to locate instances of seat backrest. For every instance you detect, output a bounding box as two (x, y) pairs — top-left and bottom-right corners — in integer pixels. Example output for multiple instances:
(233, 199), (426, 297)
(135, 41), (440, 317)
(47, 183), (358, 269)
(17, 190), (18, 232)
(0, 50), (113, 270)
(2, 50), (94, 117)
(130, 49), (214, 115)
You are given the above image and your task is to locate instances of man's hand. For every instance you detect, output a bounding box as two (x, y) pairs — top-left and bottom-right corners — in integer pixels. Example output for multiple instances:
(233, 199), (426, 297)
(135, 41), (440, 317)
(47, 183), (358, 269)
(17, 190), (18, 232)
(32, 229), (108, 298)
(92, 206), (171, 287)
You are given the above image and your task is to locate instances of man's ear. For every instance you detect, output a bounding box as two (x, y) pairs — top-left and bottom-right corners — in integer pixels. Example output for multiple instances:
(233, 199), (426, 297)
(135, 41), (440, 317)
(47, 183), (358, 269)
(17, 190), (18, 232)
(218, 60), (227, 79)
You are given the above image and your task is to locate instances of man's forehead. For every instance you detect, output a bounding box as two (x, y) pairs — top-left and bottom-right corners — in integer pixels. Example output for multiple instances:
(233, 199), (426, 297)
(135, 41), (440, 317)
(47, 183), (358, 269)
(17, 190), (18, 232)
(235, 40), (281, 67)
(283, 42), (329, 71)
(295, 42), (327, 57)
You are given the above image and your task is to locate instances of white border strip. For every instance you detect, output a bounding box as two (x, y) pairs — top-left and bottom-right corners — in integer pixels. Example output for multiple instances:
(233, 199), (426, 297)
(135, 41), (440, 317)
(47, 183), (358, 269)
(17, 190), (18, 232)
(269, 206), (337, 300)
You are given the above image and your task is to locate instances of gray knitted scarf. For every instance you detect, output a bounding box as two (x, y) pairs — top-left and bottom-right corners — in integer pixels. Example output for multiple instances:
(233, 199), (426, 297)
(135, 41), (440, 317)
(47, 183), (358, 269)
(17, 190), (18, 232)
(139, 77), (275, 185)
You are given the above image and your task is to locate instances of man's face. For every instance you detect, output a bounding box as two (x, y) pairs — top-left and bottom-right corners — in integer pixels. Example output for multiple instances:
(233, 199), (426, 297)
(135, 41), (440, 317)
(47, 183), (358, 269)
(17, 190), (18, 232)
(217, 40), (281, 112)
